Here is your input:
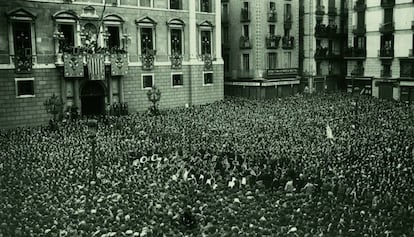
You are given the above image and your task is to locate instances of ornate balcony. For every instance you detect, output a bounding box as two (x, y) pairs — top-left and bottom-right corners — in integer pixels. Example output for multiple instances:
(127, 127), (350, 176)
(265, 35), (281, 49)
(352, 25), (366, 35)
(379, 22), (395, 34)
(201, 54), (213, 71)
(381, 0), (395, 8)
(239, 36), (252, 49)
(13, 53), (33, 74)
(378, 49), (394, 58)
(344, 47), (367, 59)
(170, 53), (183, 69)
(240, 8), (250, 22)
(354, 1), (366, 11)
(282, 36), (294, 49)
(268, 10), (277, 22)
(315, 24), (339, 38)
(141, 49), (156, 70)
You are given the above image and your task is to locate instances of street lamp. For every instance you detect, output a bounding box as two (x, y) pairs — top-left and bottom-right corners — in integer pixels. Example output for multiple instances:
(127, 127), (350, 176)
(87, 119), (98, 180)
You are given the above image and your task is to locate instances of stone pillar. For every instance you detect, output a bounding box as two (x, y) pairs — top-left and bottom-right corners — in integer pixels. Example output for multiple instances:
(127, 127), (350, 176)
(74, 78), (80, 108)
(118, 78), (124, 103)
(189, 0), (197, 61)
(215, 0), (222, 60)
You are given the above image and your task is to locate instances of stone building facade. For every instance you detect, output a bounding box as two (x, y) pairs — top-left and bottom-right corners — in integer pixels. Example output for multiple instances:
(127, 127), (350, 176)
(0, 0), (224, 128)
(221, 0), (300, 99)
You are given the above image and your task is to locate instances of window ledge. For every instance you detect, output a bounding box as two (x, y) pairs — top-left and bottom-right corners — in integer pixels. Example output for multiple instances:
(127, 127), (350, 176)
(16, 95), (35, 98)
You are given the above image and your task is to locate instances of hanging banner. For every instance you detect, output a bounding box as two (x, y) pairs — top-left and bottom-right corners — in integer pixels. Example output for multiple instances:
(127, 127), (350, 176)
(64, 54), (84, 78)
(111, 53), (128, 76)
(87, 54), (105, 80)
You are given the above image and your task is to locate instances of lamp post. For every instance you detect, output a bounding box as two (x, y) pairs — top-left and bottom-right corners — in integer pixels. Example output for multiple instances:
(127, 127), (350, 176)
(87, 119), (98, 180)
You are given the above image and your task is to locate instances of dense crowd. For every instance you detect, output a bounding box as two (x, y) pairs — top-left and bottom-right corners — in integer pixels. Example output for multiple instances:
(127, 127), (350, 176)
(1, 92), (414, 236)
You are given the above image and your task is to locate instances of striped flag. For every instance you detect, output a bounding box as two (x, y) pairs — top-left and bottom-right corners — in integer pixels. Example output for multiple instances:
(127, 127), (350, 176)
(87, 54), (105, 80)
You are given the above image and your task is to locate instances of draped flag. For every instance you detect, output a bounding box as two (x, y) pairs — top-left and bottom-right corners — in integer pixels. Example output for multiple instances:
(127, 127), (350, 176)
(111, 53), (128, 76)
(326, 124), (334, 139)
(64, 54), (84, 78)
(87, 54), (105, 80)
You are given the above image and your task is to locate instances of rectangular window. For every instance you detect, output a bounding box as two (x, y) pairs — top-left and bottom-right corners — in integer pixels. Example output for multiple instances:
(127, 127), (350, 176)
(268, 53), (277, 69)
(269, 25), (276, 35)
(107, 26), (120, 49)
(58, 24), (75, 51)
(172, 73), (184, 87)
(242, 53), (250, 71)
(357, 11), (365, 29)
(354, 36), (366, 49)
(270, 2), (275, 10)
(13, 22), (32, 56)
(284, 4), (291, 21)
(243, 25), (249, 37)
(203, 72), (213, 85)
(200, 0), (211, 12)
(141, 28), (154, 54)
(15, 78), (34, 97)
(140, 0), (152, 7)
(142, 74), (154, 89)
(170, 28), (182, 54)
(284, 52), (292, 68)
(170, 0), (182, 9)
(384, 8), (393, 24)
(201, 30), (211, 55)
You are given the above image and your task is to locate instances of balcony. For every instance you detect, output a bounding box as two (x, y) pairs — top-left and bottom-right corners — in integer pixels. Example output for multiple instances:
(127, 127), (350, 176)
(314, 47), (328, 60)
(351, 65), (364, 76)
(239, 36), (252, 49)
(265, 35), (281, 49)
(378, 49), (394, 58)
(282, 36), (294, 49)
(381, 0), (395, 8)
(315, 5), (325, 15)
(170, 52), (183, 69)
(12, 53), (33, 74)
(381, 70), (392, 77)
(141, 49), (156, 70)
(344, 47), (367, 59)
(379, 22), (395, 34)
(328, 7), (337, 16)
(352, 25), (366, 35)
(354, 1), (366, 12)
(315, 24), (340, 38)
(240, 8), (250, 22)
(284, 15), (293, 29)
(268, 10), (277, 22)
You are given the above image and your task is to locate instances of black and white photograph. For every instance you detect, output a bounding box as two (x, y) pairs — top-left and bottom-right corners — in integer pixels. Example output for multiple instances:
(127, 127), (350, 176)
(0, 0), (414, 236)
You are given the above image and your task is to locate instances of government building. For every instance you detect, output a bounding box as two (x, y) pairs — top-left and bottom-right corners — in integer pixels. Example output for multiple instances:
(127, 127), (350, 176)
(222, 0), (301, 99)
(0, 0), (224, 128)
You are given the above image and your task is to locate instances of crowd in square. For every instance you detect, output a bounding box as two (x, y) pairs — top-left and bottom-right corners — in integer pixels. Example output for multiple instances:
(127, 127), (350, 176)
(1, 92), (413, 236)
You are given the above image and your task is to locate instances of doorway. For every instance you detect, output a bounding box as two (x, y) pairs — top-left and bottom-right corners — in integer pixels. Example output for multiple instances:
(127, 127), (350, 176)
(81, 81), (106, 116)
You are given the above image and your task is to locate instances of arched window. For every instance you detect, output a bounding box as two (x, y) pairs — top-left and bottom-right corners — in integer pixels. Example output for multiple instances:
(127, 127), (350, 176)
(198, 21), (214, 56)
(53, 10), (79, 54)
(6, 8), (37, 73)
(136, 17), (157, 55)
(167, 19), (185, 55)
(103, 14), (125, 52)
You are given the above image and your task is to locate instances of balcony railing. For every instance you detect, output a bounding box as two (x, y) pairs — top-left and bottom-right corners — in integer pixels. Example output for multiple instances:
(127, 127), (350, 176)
(378, 49), (394, 58)
(354, 1), (367, 11)
(381, 0), (395, 8)
(344, 47), (367, 58)
(315, 5), (325, 15)
(315, 24), (339, 38)
(13, 53), (33, 74)
(381, 70), (392, 77)
(141, 49), (156, 70)
(379, 22), (395, 33)
(352, 25), (366, 35)
(170, 52), (183, 69)
(328, 7), (337, 16)
(265, 35), (281, 49)
(268, 10), (277, 22)
(314, 47), (328, 59)
(239, 36), (252, 49)
(240, 8), (250, 22)
(282, 36), (294, 49)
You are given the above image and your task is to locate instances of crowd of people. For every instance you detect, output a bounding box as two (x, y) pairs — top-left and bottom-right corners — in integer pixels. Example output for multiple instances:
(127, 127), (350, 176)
(1, 92), (413, 236)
